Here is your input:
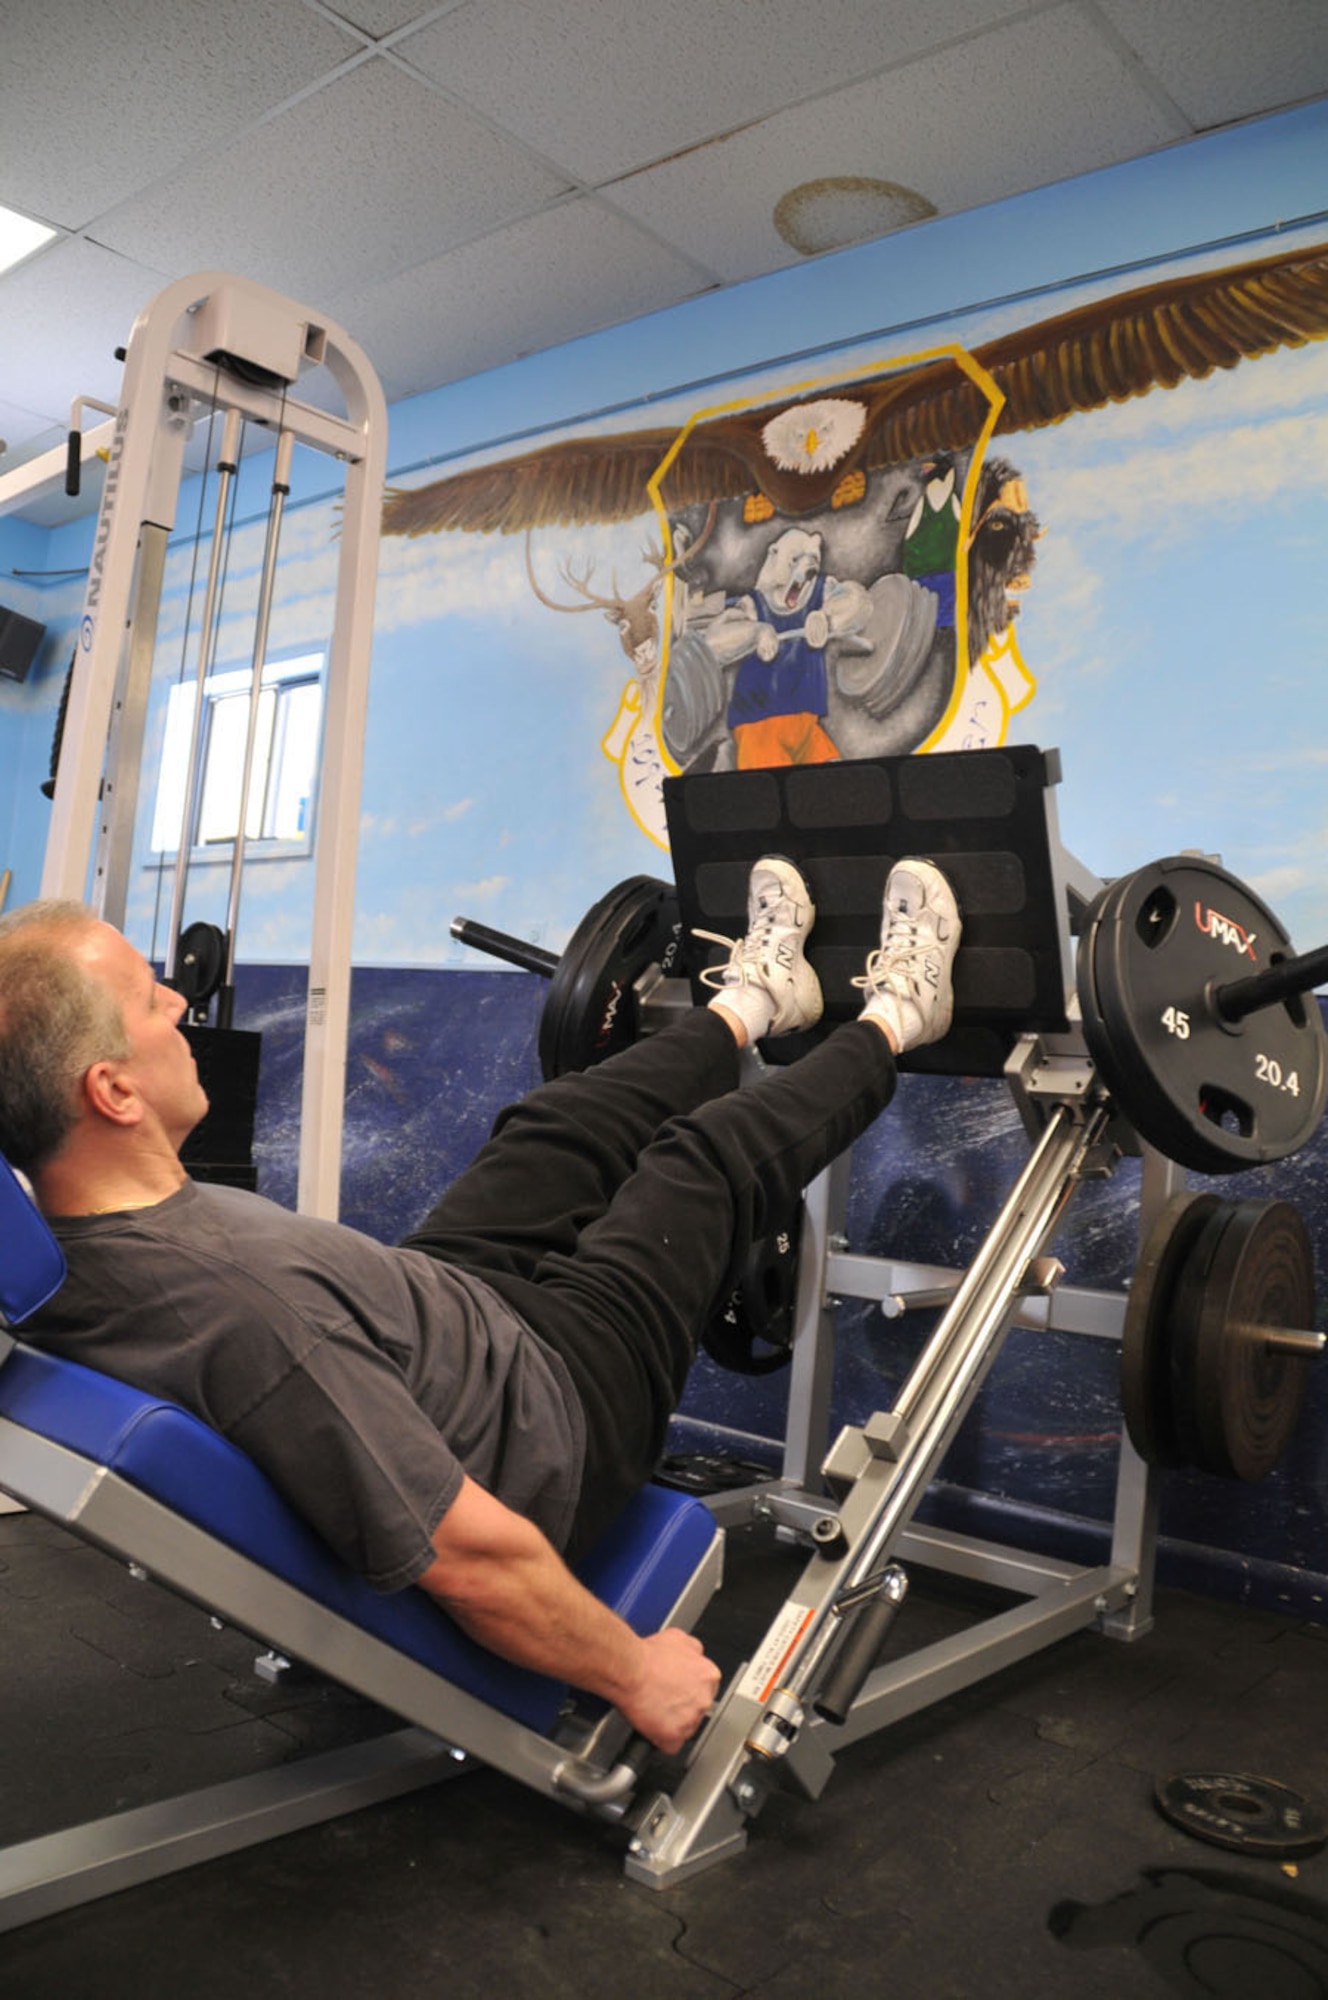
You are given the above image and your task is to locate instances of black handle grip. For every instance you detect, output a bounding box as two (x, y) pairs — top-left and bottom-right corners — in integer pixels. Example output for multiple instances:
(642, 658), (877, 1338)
(451, 918), (559, 979)
(65, 430), (82, 498)
(812, 1591), (905, 1726)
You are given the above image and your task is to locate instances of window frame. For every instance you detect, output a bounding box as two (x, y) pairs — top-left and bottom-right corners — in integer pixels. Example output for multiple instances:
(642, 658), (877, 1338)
(149, 649), (326, 863)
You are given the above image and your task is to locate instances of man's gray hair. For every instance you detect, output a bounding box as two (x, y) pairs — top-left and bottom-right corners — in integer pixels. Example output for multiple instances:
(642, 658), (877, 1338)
(0, 901), (131, 1175)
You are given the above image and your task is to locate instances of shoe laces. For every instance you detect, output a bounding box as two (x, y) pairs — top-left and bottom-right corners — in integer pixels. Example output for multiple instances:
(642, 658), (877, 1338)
(695, 884), (785, 989)
(851, 909), (929, 999)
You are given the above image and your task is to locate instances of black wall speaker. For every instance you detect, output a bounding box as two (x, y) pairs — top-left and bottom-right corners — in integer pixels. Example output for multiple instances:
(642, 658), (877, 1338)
(0, 606), (46, 683)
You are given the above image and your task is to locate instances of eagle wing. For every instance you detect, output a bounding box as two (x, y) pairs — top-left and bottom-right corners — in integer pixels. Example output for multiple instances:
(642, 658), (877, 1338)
(382, 241), (1328, 534)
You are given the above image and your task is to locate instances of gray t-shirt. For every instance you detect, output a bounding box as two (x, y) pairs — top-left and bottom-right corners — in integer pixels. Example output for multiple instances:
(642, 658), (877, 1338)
(34, 1180), (586, 1591)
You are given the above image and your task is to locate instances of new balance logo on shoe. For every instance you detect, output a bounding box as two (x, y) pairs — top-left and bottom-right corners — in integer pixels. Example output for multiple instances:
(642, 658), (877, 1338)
(696, 855), (824, 1039)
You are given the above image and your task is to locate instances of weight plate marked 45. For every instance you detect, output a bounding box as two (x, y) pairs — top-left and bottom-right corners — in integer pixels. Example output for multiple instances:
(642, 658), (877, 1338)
(1077, 856), (1328, 1173)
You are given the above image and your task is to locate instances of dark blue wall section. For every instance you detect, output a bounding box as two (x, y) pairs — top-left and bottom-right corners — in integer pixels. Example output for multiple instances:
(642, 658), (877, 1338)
(229, 962), (1328, 1626)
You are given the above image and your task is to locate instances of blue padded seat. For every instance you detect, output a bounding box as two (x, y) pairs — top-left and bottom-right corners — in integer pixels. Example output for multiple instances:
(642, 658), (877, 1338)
(0, 1341), (716, 1735)
(0, 1152), (718, 1731)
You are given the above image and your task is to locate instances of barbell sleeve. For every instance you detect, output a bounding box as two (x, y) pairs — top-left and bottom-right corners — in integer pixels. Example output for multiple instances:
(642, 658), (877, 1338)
(1256, 1326), (1326, 1358)
(1215, 940), (1328, 1023)
(451, 917), (559, 978)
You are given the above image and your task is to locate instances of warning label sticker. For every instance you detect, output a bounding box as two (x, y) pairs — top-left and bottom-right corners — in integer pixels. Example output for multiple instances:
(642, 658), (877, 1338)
(736, 1602), (816, 1706)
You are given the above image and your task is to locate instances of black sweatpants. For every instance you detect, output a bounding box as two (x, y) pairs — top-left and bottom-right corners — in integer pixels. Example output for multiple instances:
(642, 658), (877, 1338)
(400, 1010), (897, 1555)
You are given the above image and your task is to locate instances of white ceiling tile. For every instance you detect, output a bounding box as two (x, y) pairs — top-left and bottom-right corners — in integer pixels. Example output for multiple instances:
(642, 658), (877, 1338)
(0, 0), (361, 229)
(339, 198), (712, 398)
(607, 5), (1187, 282)
(0, 239), (169, 429)
(328, 0), (440, 38)
(91, 59), (573, 305)
(0, 399), (63, 460)
(1097, 0), (1328, 127)
(396, 0), (1029, 184)
(0, 0), (1323, 529)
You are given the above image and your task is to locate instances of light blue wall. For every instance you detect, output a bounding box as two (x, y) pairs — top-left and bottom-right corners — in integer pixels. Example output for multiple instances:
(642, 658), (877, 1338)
(0, 518), (73, 906)
(2, 98), (1326, 1615)
(2, 98), (1325, 955)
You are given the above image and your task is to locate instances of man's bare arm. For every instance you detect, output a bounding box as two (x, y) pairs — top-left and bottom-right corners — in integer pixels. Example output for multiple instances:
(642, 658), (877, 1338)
(415, 1474), (720, 1753)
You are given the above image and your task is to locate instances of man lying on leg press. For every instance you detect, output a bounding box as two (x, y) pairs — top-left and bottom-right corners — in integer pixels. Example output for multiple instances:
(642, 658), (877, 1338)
(0, 858), (960, 1753)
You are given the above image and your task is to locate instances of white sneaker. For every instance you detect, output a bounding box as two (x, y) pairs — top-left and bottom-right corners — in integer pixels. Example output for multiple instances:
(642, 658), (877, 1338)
(697, 856), (823, 1040)
(854, 859), (960, 1051)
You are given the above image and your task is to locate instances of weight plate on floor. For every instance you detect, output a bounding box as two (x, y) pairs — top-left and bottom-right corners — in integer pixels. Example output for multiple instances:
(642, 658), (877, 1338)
(655, 1453), (777, 1494)
(538, 876), (681, 1079)
(1188, 1198), (1316, 1481)
(1076, 857), (1328, 1173)
(1121, 1192), (1224, 1468)
(1155, 1771), (1328, 1857)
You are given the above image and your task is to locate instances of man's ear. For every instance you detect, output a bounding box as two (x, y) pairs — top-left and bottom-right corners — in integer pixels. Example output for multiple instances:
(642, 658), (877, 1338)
(83, 1060), (143, 1129)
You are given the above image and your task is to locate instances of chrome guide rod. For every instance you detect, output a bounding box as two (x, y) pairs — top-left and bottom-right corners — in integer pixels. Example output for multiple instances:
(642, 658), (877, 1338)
(624, 1093), (1116, 1890)
(163, 408), (243, 982)
(772, 1098), (1109, 1715)
(92, 524), (171, 927)
(223, 427), (294, 991)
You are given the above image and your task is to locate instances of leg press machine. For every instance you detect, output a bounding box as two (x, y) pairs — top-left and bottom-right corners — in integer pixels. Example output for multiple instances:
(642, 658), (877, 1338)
(0, 746), (1183, 1913)
(0, 275), (1187, 1914)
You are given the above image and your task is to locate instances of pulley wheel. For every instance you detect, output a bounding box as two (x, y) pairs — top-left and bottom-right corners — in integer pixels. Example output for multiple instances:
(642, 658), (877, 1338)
(1077, 857), (1328, 1173)
(1155, 1771), (1327, 1858)
(1120, 1191), (1223, 1468)
(538, 877), (682, 1079)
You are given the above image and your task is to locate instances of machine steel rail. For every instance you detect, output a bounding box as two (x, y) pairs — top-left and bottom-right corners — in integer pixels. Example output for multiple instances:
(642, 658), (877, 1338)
(624, 1083), (1136, 1887)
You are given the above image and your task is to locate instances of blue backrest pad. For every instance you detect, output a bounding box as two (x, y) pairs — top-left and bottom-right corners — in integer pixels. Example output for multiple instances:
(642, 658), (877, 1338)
(0, 1342), (717, 1735)
(0, 1157), (68, 1328)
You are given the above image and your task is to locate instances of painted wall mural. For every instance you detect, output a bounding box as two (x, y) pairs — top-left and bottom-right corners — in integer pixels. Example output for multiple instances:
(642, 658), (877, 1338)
(16, 224), (1322, 969)
(381, 239), (1328, 851)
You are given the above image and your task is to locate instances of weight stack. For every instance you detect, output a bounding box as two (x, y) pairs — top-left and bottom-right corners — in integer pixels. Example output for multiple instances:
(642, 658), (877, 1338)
(179, 1026), (261, 1190)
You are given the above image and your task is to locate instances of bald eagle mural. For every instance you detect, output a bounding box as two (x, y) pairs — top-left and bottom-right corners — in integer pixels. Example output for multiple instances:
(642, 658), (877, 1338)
(383, 240), (1328, 850)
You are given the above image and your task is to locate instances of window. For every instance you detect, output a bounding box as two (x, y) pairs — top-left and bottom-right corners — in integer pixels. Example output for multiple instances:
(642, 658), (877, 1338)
(151, 653), (324, 855)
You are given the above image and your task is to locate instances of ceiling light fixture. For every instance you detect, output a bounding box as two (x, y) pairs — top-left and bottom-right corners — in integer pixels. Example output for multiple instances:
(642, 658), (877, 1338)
(0, 202), (56, 278)
(774, 177), (937, 257)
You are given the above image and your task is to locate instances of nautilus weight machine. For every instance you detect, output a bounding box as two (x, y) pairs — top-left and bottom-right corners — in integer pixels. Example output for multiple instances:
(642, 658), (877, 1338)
(456, 746), (1327, 1886)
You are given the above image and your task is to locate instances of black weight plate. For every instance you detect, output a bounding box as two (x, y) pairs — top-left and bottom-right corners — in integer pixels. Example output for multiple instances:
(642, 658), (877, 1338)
(1076, 874), (1134, 1121)
(702, 1294), (795, 1374)
(1155, 1771), (1328, 1857)
(538, 876), (681, 1079)
(1078, 856), (1328, 1173)
(174, 921), (227, 1007)
(1121, 1192), (1224, 1468)
(1190, 1198), (1316, 1481)
(539, 877), (651, 1078)
(702, 1206), (803, 1375)
(1166, 1200), (1233, 1473)
(655, 1453), (776, 1494)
